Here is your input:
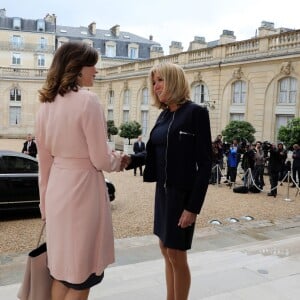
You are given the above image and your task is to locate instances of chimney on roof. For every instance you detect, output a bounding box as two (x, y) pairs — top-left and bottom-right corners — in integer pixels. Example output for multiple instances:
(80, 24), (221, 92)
(88, 22), (96, 35)
(149, 35), (153, 41)
(219, 30), (236, 45)
(110, 25), (120, 37)
(0, 8), (6, 17)
(169, 41), (183, 55)
(188, 36), (207, 51)
(44, 13), (56, 25)
(258, 21), (276, 37)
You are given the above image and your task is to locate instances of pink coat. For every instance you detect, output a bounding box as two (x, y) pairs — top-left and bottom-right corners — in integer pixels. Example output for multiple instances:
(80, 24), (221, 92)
(35, 89), (121, 284)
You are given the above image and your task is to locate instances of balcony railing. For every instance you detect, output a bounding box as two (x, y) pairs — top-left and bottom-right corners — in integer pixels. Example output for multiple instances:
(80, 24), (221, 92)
(0, 41), (55, 53)
(2, 29), (300, 80)
(0, 67), (48, 78)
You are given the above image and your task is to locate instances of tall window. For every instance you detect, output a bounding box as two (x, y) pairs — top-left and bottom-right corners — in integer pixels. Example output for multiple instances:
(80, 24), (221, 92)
(39, 37), (47, 50)
(141, 88), (149, 105)
(37, 19), (45, 32)
(232, 80), (246, 104)
(278, 77), (297, 104)
(105, 42), (116, 57)
(37, 54), (45, 67)
(276, 115), (294, 139)
(12, 52), (21, 65)
(107, 109), (114, 121)
(193, 83), (208, 104)
(123, 89), (130, 105)
(141, 110), (149, 135)
(230, 113), (244, 121)
(128, 43), (139, 59)
(9, 87), (22, 125)
(13, 18), (21, 30)
(10, 88), (21, 102)
(123, 110), (129, 123)
(9, 107), (21, 125)
(129, 47), (138, 59)
(108, 90), (114, 105)
(11, 35), (22, 48)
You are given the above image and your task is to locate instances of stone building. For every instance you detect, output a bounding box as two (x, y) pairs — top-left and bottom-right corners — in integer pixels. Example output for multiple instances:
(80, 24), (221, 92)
(0, 9), (162, 138)
(99, 21), (300, 147)
(0, 10), (299, 148)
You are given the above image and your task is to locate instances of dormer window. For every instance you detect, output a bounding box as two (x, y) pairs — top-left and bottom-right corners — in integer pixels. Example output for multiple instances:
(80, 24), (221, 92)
(13, 18), (21, 30)
(37, 19), (45, 32)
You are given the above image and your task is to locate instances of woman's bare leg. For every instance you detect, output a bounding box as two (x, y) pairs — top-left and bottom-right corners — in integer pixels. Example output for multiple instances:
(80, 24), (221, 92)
(159, 240), (175, 300)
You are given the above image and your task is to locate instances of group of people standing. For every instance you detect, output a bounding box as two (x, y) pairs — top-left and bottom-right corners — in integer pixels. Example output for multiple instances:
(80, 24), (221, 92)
(210, 136), (300, 198)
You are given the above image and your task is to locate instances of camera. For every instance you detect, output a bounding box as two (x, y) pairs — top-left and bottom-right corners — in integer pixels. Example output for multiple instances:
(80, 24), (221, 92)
(262, 141), (272, 157)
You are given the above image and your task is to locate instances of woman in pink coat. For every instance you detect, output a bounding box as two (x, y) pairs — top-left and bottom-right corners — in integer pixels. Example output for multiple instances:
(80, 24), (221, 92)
(36, 42), (123, 300)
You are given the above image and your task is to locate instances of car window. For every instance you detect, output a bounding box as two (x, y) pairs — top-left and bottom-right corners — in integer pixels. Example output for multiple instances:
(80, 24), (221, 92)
(2, 156), (38, 173)
(0, 158), (5, 172)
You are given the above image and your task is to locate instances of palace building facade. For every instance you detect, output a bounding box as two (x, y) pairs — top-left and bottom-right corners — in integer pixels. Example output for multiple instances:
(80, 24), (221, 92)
(0, 9), (299, 147)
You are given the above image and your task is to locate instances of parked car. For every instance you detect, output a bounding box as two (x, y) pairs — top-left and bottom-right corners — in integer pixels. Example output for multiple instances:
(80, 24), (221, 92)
(0, 150), (115, 213)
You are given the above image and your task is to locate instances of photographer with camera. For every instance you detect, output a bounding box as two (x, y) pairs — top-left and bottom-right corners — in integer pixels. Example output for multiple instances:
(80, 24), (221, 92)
(291, 144), (300, 187)
(253, 141), (266, 189)
(267, 143), (283, 197)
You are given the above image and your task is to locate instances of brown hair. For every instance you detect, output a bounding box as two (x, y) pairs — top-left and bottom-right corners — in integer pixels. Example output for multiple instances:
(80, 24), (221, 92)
(149, 62), (191, 109)
(39, 42), (98, 103)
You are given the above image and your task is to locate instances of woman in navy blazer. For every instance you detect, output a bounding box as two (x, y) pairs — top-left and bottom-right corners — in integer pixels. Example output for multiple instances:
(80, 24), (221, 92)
(126, 62), (212, 300)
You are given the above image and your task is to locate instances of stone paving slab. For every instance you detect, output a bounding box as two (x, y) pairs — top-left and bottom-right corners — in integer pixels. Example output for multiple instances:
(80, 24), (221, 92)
(1, 216), (300, 299)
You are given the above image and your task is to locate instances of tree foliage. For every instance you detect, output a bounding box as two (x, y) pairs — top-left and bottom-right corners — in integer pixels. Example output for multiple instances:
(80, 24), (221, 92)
(277, 118), (300, 149)
(107, 120), (118, 142)
(119, 121), (142, 145)
(221, 120), (256, 143)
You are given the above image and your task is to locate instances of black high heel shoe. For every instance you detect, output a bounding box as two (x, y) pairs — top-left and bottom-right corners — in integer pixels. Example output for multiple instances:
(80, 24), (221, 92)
(267, 192), (276, 198)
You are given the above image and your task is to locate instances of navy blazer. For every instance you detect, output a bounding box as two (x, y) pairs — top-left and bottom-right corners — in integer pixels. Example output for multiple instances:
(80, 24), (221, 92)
(129, 101), (212, 214)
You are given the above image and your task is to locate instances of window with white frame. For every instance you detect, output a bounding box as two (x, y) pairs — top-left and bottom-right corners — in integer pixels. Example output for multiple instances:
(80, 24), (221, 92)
(105, 42), (116, 57)
(123, 89), (130, 105)
(9, 107), (21, 125)
(10, 88), (21, 102)
(192, 83), (209, 104)
(37, 54), (45, 67)
(232, 80), (246, 104)
(108, 90), (114, 105)
(39, 37), (47, 50)
(276, 115), (294, 137)
(278, 77), (297, 104)
(141, 110), (149, 135)
(230, 113), (244, 121)
(141, 87), (149, 105)
(107, 109), (114, 121)
(13, 18), (21, 30)
(37, 19), (45, 32)
(11, 35), (22, 48)
(12, 52), (21, 65)
(128, 44), (139, 59)
(123, 110), (129, 123)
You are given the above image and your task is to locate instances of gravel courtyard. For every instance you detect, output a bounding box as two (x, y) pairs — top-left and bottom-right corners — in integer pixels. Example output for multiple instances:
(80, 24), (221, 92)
(1, 139), (300, 255)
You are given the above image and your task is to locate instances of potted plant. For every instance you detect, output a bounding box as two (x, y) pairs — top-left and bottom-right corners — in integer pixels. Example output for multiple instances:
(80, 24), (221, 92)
(119, 121), (142, 153)
(107, 120), (118, 150)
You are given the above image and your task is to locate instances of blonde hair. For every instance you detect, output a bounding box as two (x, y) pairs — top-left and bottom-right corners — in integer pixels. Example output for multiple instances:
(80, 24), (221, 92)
(149, 62), (191, 109)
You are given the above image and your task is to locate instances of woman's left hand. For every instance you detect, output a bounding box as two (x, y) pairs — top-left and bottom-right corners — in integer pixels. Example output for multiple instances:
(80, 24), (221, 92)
(178, 210), (197, 228)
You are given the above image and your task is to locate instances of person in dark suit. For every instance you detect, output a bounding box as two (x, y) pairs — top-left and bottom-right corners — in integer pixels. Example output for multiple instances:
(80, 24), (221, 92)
(133, 135), (145, 176)
(124, 62), (212, 300)
(22, 133), (37, 157)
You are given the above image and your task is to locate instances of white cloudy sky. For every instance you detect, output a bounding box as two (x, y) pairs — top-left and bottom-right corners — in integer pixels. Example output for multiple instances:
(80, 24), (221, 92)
(1, 0), (299, 54)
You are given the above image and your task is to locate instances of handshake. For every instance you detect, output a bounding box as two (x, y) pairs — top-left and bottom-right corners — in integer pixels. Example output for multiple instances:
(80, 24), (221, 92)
(120, 153), (131, 171)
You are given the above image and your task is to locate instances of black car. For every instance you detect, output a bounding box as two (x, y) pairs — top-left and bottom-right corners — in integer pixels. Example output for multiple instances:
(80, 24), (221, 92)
(0, 150), (115, 213)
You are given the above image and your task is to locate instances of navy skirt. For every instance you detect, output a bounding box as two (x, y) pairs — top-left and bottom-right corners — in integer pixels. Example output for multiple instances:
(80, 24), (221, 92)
(53, 272), (104, 290)
(154, 184), (195, 251)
